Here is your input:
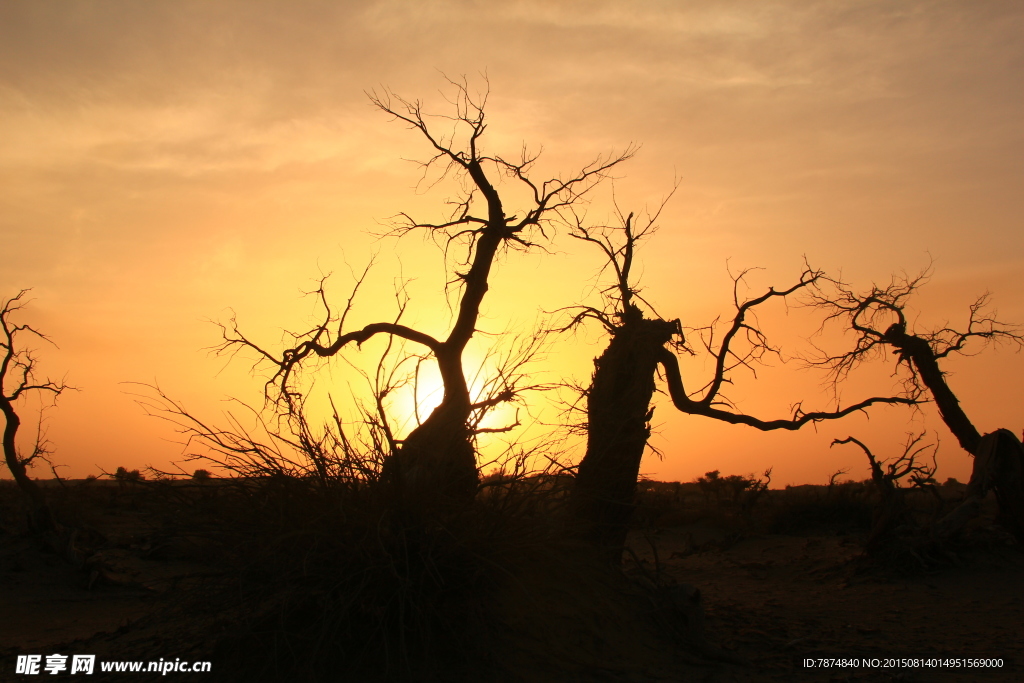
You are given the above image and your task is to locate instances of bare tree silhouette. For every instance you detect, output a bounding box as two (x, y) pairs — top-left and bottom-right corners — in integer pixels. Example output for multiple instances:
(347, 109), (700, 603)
(563, 205), (918, 561)
(1, 290), (70, 533)
(832, 433), (938, 554)
(809, 267), (1023, 454)
(216, 78), (633, 510)
(809, 268), (1024, 542)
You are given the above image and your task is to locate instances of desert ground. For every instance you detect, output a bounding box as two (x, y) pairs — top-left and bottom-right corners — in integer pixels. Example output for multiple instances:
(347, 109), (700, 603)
(1, 477), (1021, 682)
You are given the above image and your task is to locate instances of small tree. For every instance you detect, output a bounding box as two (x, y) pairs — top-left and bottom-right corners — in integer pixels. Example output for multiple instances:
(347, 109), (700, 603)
(739, 468), (773, 515)
(114, 466), (145, 483)
(695, 470), (724, 503)
(0, 290), (70, 532)
(832, 433), (938, 553)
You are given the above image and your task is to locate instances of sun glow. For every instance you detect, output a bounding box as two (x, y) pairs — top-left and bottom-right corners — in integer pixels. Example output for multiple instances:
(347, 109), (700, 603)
(386, 348), (528, 443)
(403, 365), (446, 429)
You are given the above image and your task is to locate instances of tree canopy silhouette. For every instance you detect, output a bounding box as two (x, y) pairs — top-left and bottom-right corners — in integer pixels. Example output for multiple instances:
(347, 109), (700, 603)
(809, 267), (1023, 455)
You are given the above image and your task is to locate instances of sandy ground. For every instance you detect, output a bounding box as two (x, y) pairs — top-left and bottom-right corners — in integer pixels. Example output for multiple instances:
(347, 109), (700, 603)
(2, 483), (1021, 682)
(626, 526), (1023, 682)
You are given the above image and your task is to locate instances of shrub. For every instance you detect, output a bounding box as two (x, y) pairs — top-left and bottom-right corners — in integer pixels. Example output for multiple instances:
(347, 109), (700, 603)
(114, 466), (144, 482)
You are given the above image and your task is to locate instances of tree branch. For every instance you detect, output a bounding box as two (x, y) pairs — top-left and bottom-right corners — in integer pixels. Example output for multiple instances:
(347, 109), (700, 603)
(806, 266), (1022, 455)
(658, 347), (917, 431)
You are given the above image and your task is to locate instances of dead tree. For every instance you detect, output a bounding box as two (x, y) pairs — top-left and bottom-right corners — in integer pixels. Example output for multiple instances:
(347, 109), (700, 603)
(562, 203), (684, 556)
(1, 290), (70, 533)
(831, 433), (938, 554)
(809, 268), (1024, 542)
(563, 206), (916, 561)
(218, 79), (633, 510)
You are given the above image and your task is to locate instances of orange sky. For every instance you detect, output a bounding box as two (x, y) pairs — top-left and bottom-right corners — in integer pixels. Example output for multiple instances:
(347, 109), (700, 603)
(3, 1), (1023, 486)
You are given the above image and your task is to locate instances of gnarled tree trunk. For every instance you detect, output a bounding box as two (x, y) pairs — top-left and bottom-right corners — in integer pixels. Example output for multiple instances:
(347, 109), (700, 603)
(572, 306), (678, 561)
(937, 429), (1024, 543)
(384, 381), (477, 508)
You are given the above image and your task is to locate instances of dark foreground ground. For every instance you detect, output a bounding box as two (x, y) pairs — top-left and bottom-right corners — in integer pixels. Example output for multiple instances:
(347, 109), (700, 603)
(1, 479), (1020, 682)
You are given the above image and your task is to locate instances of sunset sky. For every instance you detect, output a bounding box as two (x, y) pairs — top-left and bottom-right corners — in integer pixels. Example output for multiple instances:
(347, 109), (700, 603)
(2, 1), (1023, 486)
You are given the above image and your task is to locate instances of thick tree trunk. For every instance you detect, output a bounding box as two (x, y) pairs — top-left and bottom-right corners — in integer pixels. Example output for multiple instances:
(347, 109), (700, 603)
(986, 431), (1024, 543)
(572, 307), (678, 562)
(936, 429), (1024, 543)
(388, 399), (478, 508)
